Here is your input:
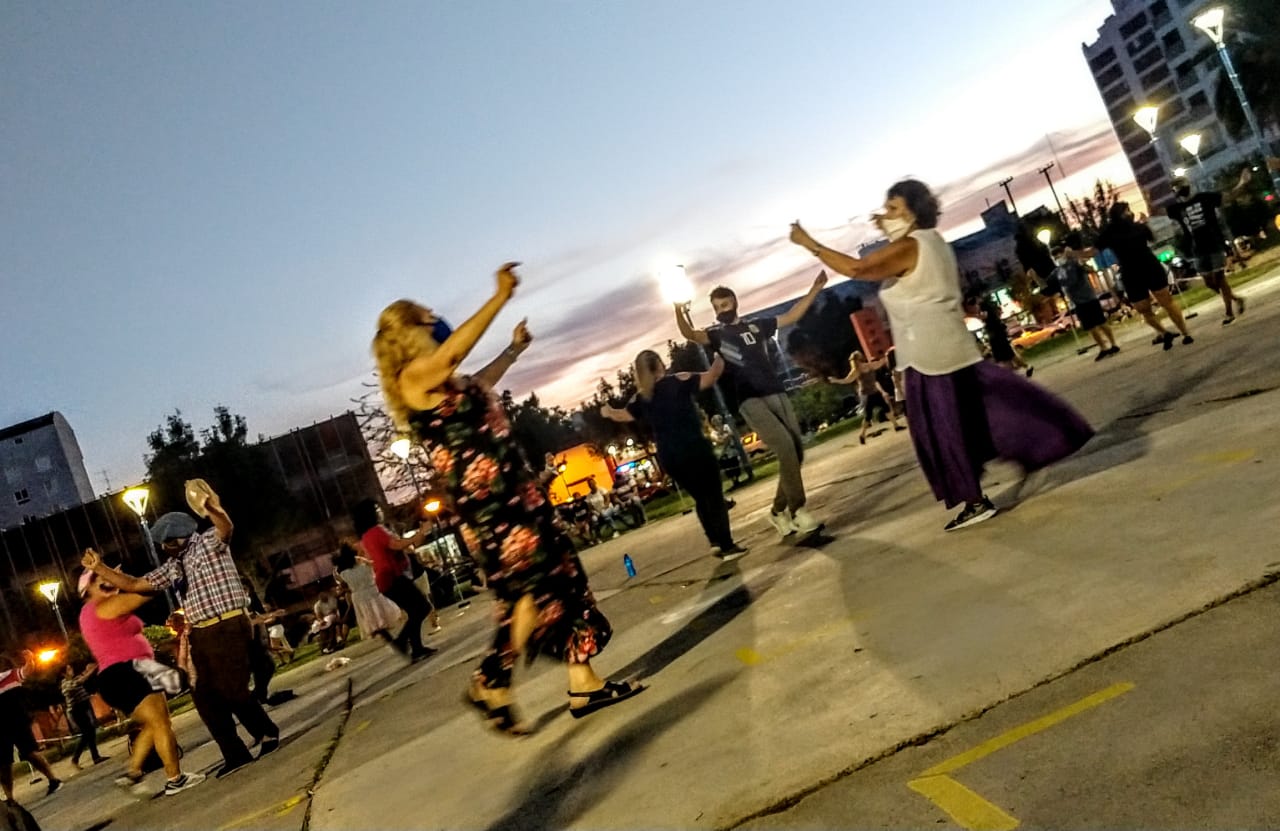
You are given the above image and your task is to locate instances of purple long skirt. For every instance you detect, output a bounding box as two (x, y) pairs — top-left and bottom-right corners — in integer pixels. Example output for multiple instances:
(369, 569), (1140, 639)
(904, 361), (1094, 509)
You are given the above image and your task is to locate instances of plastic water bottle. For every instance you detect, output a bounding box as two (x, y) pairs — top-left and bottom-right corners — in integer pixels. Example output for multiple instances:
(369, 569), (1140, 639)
(623, 553), (637, 578)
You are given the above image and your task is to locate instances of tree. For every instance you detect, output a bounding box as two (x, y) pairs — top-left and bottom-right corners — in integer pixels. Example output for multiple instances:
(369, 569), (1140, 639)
(144, 407), (304, 569)
(1064, 180), (1124, 243)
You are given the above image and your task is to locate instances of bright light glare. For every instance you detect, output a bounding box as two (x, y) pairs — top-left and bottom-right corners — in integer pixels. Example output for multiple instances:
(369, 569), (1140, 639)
(657, 264), (693, 305)
(122, 487), (149, 517)
(389, 438), (411, 460)
(37, 581), (61, 603)
(1192, 7), (1224, 44)
(1173, 167), (1188, 178)
(36, 649), (59, 664)
(1133, 106), (1159, 136)
(1036, 229), (1052, 247)
(1179, 134), (1202, 157)
(424, 499), (441, 514)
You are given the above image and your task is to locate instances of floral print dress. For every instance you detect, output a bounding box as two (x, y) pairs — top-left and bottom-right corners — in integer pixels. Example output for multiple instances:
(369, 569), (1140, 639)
(408, 379), (612, 688)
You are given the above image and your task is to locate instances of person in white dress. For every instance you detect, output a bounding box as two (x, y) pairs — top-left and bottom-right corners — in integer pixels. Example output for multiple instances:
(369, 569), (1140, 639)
(333, 542), (406, 646)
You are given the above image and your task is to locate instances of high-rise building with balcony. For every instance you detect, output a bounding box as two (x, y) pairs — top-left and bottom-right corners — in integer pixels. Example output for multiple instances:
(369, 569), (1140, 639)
(1083, 0), (1261, 209)
(0, 412), (95, 529)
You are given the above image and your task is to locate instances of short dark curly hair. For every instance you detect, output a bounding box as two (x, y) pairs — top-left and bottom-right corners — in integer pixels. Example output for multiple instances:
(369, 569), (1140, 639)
(887, 179), (941, 229)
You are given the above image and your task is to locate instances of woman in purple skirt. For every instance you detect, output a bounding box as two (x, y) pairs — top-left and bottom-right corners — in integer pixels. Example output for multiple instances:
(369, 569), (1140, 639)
(788, 179), (1094, 531)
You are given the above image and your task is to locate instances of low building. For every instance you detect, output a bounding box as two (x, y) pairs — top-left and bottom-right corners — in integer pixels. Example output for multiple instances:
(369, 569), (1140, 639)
(0, 413), (96, 530)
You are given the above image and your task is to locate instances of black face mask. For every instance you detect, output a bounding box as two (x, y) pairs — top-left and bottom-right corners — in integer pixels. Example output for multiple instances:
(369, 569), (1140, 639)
(715, 309), (737, 324)
(1176, 187), (1191, 199)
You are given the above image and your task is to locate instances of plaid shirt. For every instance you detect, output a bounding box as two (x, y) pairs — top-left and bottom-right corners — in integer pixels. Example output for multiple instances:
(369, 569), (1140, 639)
(145, 528), (247, 625)
(61, 677), (91, 707)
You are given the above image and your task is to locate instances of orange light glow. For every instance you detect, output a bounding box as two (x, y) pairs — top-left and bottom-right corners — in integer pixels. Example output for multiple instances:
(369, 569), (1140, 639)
(36, 649), (60, 665)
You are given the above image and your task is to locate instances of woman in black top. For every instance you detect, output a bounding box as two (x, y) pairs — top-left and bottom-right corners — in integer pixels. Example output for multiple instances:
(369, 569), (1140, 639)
(1087, 202), (1192, 350)
(601, 351), (746, 560)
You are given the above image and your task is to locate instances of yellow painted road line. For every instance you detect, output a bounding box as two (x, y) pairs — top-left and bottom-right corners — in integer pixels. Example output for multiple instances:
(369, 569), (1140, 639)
(217, 793), (306, 830)
(734, 616), (859, 667)
(922, 682), (1135, 777)
(908, 775), (1019, 831)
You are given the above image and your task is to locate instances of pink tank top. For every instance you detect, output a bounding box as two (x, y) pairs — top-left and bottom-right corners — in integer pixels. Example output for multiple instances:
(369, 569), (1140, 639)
(79, 602), (154, 669)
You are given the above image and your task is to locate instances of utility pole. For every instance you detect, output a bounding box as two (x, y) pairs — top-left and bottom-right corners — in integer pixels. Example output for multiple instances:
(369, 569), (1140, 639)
(997, 177), (1019, 216)
(1037, 162), (1066, 220)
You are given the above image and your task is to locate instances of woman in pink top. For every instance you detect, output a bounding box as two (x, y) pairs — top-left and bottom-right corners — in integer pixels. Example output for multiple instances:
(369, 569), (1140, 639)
(78, 550), (204, 796)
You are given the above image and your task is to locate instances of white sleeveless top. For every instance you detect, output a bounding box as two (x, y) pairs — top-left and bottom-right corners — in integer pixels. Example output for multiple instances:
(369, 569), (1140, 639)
(877, 229), (983, 376)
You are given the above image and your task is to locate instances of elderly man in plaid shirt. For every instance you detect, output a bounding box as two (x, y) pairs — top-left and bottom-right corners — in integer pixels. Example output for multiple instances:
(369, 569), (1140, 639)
(87, 487), (279, 777)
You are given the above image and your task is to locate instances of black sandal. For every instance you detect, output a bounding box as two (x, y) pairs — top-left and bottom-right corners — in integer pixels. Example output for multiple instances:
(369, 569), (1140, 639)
(568, 680), (646, 719)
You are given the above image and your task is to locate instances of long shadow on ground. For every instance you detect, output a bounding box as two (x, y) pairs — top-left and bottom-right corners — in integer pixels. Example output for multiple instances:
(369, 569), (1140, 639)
(484, 674), (735, 831)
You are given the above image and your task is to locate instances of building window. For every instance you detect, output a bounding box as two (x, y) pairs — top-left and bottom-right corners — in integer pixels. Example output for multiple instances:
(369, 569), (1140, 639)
(1175, 62), (1199, 91)
(1088, 48), (1118, 73)
(1133, 47), (1165, 73)
(14, 488), (30, 505)
(1119, 13), (1149, 39)
(34, 456), (52, 472)
(13, 437), (22, 445)
(1161, 29), (1185, 58)
(1141, 64), (1171, 91)
(1126, 30), (1156, 57)
(1097, 65), (1124, 88)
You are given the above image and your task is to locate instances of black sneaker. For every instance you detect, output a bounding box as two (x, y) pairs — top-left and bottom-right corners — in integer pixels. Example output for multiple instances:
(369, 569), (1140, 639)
(1162, 332), (1176, 350)
(713, 544), (748, 562)
(258, 735), (280, 758)
(409, 647), (438, 663)
(45, 779), (62, 796)
(1221, 316), (1235, 326)
(1182, 335), (1194, 345)
(164, 772), (206, 796)
(1236, 297), (1246, 316)
(944, 498), (998, 532)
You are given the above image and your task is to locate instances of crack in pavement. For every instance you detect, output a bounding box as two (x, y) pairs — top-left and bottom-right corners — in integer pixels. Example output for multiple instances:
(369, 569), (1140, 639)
(300, 679), (354, 831)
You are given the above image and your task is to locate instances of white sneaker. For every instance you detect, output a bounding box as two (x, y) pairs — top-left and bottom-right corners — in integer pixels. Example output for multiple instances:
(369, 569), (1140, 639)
(792, 507), (821, 535)
(768, 509), (796, 537)
(164, 772), (206, 795)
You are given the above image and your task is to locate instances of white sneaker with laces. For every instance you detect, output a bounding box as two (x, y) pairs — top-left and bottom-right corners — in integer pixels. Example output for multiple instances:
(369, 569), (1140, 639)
(164, 772), (206, 796)
(791, 507), (821, 535)
(768, 509), (796, 537)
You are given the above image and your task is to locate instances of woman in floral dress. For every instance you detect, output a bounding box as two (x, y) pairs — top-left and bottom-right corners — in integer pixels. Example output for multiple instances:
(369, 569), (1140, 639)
(372, 263), (643, 734)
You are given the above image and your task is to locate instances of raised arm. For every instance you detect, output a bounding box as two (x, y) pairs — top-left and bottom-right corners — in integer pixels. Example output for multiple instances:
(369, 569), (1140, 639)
(202, 487), (233, 542)
(600, 404), (637, 423)
(399, 263), (521, 395)
(385, 523), (431, 552)
(674, 304), (712, 346)
(777, 272), (828, 328)
(789, 222), (918, 282)
(81, 549), (156, 595)
(699, 354), (725, 390)
(472, 318), (533, 391)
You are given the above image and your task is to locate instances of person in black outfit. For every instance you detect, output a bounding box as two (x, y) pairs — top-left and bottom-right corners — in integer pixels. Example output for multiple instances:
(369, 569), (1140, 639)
(61, 663), (106, 767)
(1168, 175), (1249, 325)
(600, 350), (746, 560)
(1084, 202), (1192, 350)
(963, 296), (1032, 376)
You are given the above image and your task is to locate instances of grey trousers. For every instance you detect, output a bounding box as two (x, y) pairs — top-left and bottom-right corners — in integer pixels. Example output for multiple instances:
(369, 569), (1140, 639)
(740, 393), (806, 513)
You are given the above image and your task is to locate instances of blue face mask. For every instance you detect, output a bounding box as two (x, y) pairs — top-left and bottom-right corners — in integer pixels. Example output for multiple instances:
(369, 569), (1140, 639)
(430, 318), (453, 343)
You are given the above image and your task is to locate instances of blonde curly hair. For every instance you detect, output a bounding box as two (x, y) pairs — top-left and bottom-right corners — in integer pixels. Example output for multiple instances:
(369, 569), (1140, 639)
(373, 299), (438, 430)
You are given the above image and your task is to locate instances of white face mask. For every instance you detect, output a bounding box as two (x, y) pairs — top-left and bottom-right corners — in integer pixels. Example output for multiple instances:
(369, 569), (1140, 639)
(881, 216), (913, 241)
(1054, 257), (1067, 267)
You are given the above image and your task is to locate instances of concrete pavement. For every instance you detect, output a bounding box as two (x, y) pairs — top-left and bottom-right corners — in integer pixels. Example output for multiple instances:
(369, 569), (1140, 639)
(21, 263), (1280, 830)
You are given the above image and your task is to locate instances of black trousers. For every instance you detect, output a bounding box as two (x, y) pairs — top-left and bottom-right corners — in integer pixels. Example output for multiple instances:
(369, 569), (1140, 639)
(189, 614), (279, 765)
(248, 629), (276, 704)
(663, 445), (734, 549)
(68, 701), (101, 764)
(383, 576), (431, 655)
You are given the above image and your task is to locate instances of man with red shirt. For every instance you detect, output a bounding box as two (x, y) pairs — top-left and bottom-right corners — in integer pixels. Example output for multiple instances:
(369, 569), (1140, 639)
(351, 499), (438, 661)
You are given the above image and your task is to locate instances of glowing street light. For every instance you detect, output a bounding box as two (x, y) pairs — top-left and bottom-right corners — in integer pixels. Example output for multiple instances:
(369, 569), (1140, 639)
(389, 438), (412, 461)
(36, 580), (69, 643)
(1173, 166), (1189, 178)
(606, 444), (619, 456)
(1132, 106), (1159, 138)
(1193, 7), (1280, 196)
(389, 437), (422, 498)
(1036, 229), (1052, 247)
(423, 498), (441, 514)
(657, 264), (694, 307)
(36, 648), (60, 665)
(121, 486), (162, 572)
(1179, 133), (1202, 158)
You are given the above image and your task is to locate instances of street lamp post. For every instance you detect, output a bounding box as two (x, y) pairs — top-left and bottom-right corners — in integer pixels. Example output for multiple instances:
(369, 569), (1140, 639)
(660, 264), (753, 482)
(1133, 105), (1177, 204)
(37, 580), (69, 644)
(122, 486), (173, 612)
(1179, 133), (1205, 181)
(121, 487), (161, 571)
(389, 437), (422, 498)
(1193, 7), (1280, 196)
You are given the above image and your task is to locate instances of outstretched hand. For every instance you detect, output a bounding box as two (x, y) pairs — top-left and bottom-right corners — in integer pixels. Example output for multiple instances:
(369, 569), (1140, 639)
(81, 548), (103, 572)
(812, 270), (828, 291)
(790, 221), (816, 250)
(510, 318), (533, 355)
(496, 262), (521, 297)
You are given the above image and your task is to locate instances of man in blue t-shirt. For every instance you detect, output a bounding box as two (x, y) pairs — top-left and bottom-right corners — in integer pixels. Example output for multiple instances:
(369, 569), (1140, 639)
(675, 272), (827, 537)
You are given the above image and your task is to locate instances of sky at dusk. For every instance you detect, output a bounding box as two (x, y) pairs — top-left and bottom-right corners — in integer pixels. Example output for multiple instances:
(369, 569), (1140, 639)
(2, 0), (1143, 492)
